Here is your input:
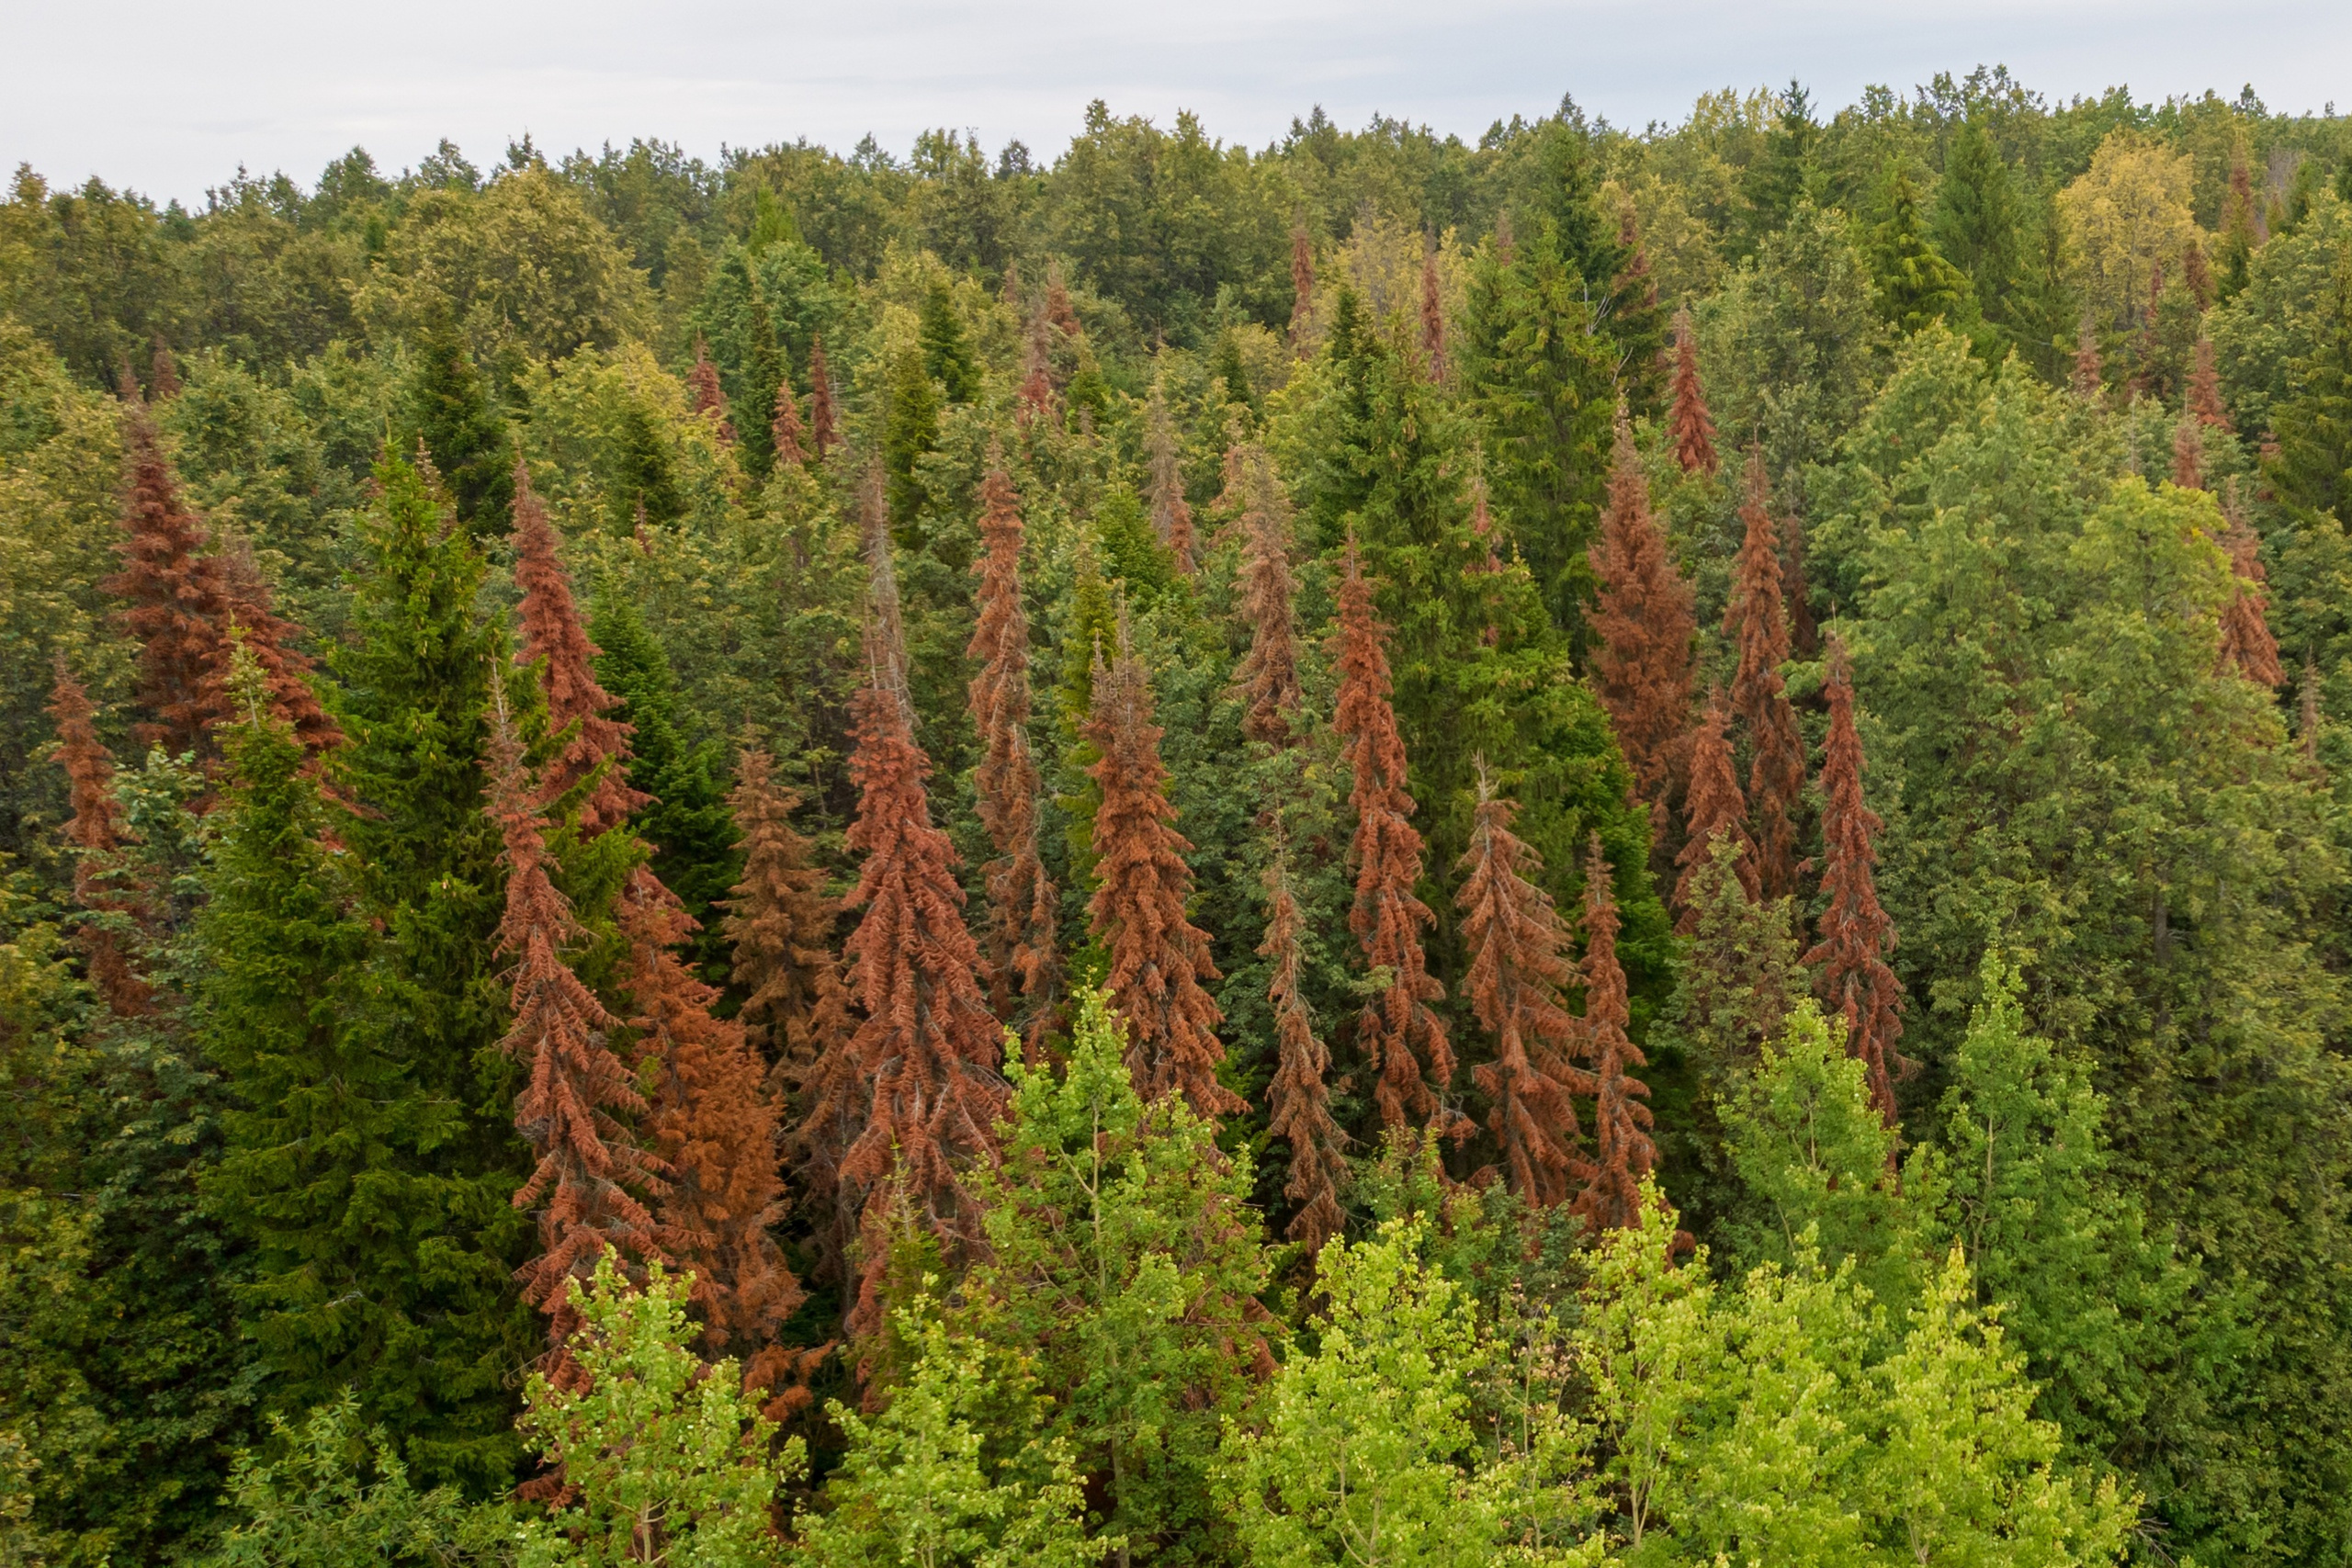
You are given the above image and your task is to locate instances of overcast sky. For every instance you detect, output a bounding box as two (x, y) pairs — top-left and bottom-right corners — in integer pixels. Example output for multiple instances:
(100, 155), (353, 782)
(6, 0), (2348, 204)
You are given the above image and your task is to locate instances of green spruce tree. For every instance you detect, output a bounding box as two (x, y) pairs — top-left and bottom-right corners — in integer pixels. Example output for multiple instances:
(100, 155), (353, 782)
(400, 319), (513, 538)
(324, 452), (539, 1491)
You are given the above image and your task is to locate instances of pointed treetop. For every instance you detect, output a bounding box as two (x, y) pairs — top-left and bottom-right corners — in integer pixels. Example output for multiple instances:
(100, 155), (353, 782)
(1419, 236), (1448, 382)
(1800, 634), (1906, 1127)
(1574, 832), (1654, 1232)
(1261, 826), (1345, 1250)
(1456, 762), (1593, 1205)
(1335, 532), (1454, 1131)
(2188, 338), (2231, 431)
(2171, 410), (2206, 491)
(1145, 379), (1197, 572)
(510, 457), (643, 835)
(807, 334), (839, 456)
(771, 372), (808, 467)
(1234, 447), (1305, 748)
(1667, 307), (1720, 477)
(2218, 489), (2286, 689)
(1085, 614), (1241, 1118)
(2073, 318), (2104, 403)
(49, 659), (152, 1020)
(686, 336), (735, 445)
(1673, 684), (1758, 929)
(1726, 447), (1806, 900)
(1589, 412), (1698, 830)
(1288, 226), (1316, 356)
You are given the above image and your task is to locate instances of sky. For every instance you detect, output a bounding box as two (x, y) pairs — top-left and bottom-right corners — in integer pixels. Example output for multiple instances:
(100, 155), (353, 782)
(5, 0), (2348, 203)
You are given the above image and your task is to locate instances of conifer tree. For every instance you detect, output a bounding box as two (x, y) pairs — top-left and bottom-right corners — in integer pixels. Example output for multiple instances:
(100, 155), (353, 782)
(616, 865), (799, 1383)
(2072, 318), (2104, 403)
(1667, 308), (1720, 476)
(510, 460), (643, 835)
(2219, 143), (2263, 299)
(2170, 410), (2205, 491)
(1262, 833), (1344, 1248)
(918, 279), (981, 405)
(2218, 497), (2286, 688)
(1233, 447), (1304, 748)
(883, 341), (942, 531)
(94, 414), (209, 714)
(2264, 255), (2352, 522)
(325, 450), (538, 1477)
(1589, 413), (1697, 832)
(1455, 767), (1592, 1205)
(1018, 308), (1057, 426)
(1669, 833), (1801, 1072)
(1332, 537), (1453, 1130)
(771, 373), (808, 468)
(723, 747), (850, 1078)
(687, 337), (735, 445)
(2180, 239), (2216, 311)
(967, 460), (1061, 1039)
(1800, 636), (1905, 1126)
(1726, 449), (1806, 900)
(1419, 237), (1447, 383)
(1145, 382), (1196, 572)
(149, 335), (180, 400)
(212, 542), (342, 756)
(1458, 209), (1617, 632)
(1045, 265), (1080, 337)
(1288, 226), (1315, 355)
(807, 334), (839, 457)
(2187, 338), (2230, 430)
(1086, 620), (1242, 1118)
(829, 483), (1003, 1329)
(592, 588), (739, 948)
(1575, 834), (1653, 1232)
(487, 691), (668, 1372)
(1610, 198), (1668, 413)
(401, 317), (513, 536)
(201, 677), (512, 1472)
(1869, 168), (1972, 334)
(1673, 685), (1758, 927)
(1931, 118), (2022, 321)
(49, 660), (150, 1018)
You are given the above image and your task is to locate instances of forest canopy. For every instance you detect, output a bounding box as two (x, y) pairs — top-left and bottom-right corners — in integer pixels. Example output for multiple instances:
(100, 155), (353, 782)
(6, 66), (2352, 1568)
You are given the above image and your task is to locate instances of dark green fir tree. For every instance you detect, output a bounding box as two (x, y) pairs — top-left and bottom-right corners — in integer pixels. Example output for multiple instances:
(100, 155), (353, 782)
(919, 278), (982, 404)
(1870, 168), (1973, 335)
(400, 318), (513, 537)
(322, 452), (539, 1491)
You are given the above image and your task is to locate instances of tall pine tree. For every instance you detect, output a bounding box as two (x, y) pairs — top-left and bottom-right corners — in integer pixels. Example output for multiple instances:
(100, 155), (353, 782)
(1726, 448), (1806, 900)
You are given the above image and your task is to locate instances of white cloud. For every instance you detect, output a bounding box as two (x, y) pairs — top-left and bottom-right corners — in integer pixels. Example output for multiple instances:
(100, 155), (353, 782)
(4, 0), (2344, 201)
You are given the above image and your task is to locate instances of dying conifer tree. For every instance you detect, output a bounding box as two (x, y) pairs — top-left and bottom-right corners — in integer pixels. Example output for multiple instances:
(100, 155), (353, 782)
(107, 391), (332, 756)
(2182, 239), (2216, 311)
(2073, 319), (2104, 403)
(2172, 410), (2206, 491)
(1456, 766), (1592, 1206)
(1017, 308), (1057, 426)
(807, 335), (839, 457)
(1672, 685), (1758, 927)
(687, 338), (735, 445)
(49, 660), (151, 1019)
(771, 374), (808, 467)
(1234, 448), (1304, 748)
(617, 865), (799, 1384)
(149, 337), (180, 400)
(1145, 382), (1197, 571)
(510, 459), (643, 835)
(2188, 339), (2231, 430)
(1086, 616), (1242, 1117)
(1333, 536), (1453, 1130)
(1419, 237), (1448, 382)
(2218, 491), (2286, 688)
(724, 747), (850, 1076)
(1574, 834), (1653, 1232)
(1261, 830), (1344, 1248)
(967, 457), (1061, 1039)
(830, 471), (1004, 1329)
(1801, 635), (1905, 1126)
(212, 540), (341, 754)
(488, 687), (667, 1370)
(1666, 308), (1719, 477)
(1726, 448), (1806, 900)
(1589, 412), (1696, 833)
(1045, 265), (1080, 336)
(1288, 226), (1316, 356)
